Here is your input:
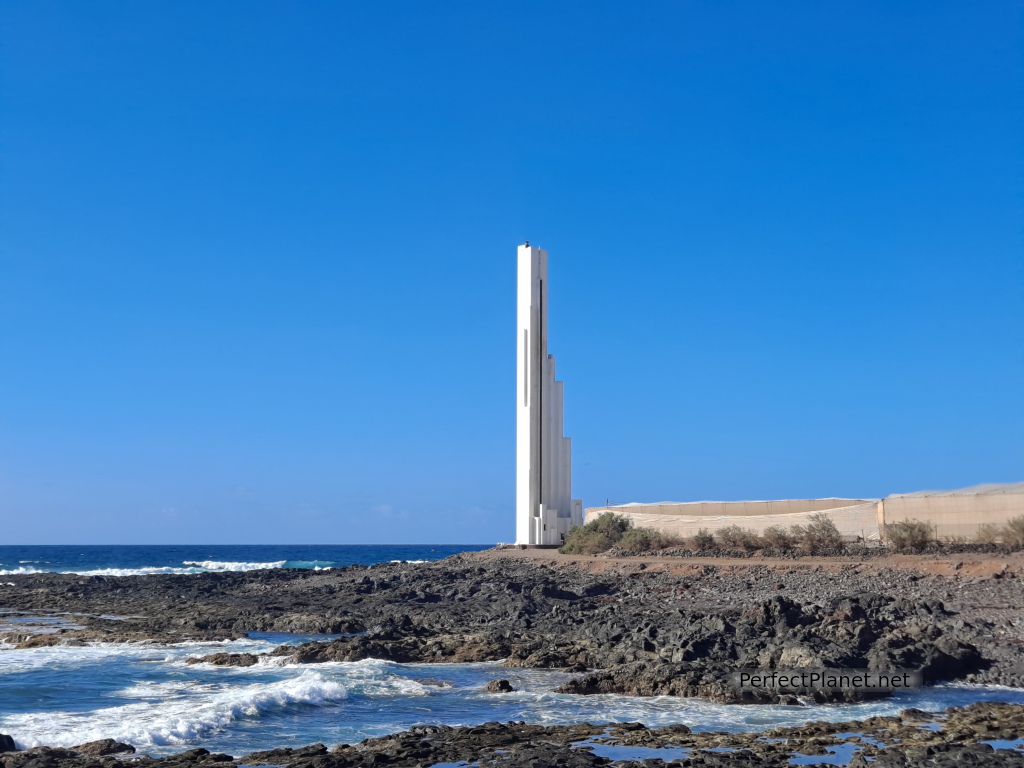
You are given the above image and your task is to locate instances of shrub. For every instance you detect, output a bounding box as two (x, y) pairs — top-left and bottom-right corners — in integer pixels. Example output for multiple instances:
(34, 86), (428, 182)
(716, 525), (763, 551)
(559, 513), (632, 555)
(691, 528), (715, 550)
(762, 525), (795, 550)
(715, 525), (742, 549)
(618, 526), (685, 552)
(1004, 516), (1024, 547)
(976, 524), (1002, 544)
(795, 513), (844, 554)
(885, 519), (933, 552)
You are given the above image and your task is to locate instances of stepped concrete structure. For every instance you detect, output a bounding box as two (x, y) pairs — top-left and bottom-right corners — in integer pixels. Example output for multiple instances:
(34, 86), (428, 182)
(515, 244), (583, 546)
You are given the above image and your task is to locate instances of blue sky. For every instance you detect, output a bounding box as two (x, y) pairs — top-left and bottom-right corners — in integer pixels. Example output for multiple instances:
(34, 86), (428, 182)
(1, 1), (1021, 544)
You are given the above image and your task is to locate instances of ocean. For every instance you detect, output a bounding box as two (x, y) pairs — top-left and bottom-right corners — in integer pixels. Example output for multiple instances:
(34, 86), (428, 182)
(2, 545), (1023, 756)
(0, 544), (492, 576)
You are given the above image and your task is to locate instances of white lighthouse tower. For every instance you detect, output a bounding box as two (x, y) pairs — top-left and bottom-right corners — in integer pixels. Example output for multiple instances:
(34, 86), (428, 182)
(515, 244), (583, 546)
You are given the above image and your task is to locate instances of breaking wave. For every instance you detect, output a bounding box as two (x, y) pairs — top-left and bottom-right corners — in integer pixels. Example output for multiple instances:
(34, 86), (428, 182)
(0, 562), (293, 576)
(1, 566), (202, 577)
(182, 561), (287, 572)
(0, 638), (276, 676)
(6, 670), (350, 750)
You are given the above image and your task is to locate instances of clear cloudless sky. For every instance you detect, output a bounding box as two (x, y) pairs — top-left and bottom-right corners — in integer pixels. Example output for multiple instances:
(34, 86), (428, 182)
(0, 1), (1021, 544)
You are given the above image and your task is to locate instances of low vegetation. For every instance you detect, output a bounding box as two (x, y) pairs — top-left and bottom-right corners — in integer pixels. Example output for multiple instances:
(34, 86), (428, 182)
(562, 512), (1024, 557)
(761, 525), (795, 549)
(618, 526), (685, 552)
(792, 513), (846, 554)
(692, 528), (715, 550)
(559, 513), (685, 554)
(558, 513), (634, 555)
(884, 516), (1024, 549)
(562, 512), (846, 555)
(885, 519), (934, 552)
(1005, 516), (1024, 547)
(977, 524), (1002, 544)
(715, 525), (761, 551)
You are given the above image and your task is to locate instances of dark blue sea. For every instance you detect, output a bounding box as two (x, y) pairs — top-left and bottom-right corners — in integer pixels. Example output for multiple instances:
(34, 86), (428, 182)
(0, 544), (491, 576)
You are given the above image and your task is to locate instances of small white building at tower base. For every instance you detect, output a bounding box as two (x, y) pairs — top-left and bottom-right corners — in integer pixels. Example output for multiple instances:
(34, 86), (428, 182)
(515, 244), (583, 546)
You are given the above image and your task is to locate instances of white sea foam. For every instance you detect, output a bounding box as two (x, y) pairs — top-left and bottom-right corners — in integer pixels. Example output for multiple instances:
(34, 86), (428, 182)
(0, 566), (195, 576)
(289, 658), (431, 698)
(4, 641), (1024, 756)
(0, 638), (278, 676)
(4, 670), (349, 750)
(0, 561), (286, 577)
(183, 561), (287, 572)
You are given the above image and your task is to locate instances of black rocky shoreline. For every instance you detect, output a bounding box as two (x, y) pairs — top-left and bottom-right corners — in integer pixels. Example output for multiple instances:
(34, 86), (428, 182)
(3, 553), (1024, 765)
(2, 702), (1024, 767)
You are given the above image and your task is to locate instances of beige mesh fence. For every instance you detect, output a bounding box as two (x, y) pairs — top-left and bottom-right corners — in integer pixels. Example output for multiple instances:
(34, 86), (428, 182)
(595, 498), (874, 517)
(880, 483), (1024, 540)
(585, 483), (1024, 544)
(585, 500), (882, 541)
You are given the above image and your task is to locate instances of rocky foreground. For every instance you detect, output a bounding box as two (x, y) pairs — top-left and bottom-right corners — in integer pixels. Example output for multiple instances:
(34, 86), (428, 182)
(3, 552), (1023, 703)
(2, 701), (1024, 767)
(3, 552), (1024, 765)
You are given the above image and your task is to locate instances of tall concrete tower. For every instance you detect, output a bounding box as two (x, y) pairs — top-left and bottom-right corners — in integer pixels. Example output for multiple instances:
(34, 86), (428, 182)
(516, 244), (583, 546)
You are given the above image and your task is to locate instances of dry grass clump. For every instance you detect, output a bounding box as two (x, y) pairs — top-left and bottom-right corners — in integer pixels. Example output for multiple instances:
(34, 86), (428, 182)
(976, 524), (1002, 544)
(670, 514), (847, 555)
(560, 513), (686, 554)
(970, 516), (1024, 546)
(885, 519), (934, 552)
(761, 525), (795, 549)
(791, 514), (846, 554)
(882, 516), (1024, 549)
(559, 513), (632, 554)
(1004, 516), (1024, 547)
(716, 525), (762, 551)
(691, 528), (715, 550)
(563, 512), (1024, 556)
(618, 526), (685, 552)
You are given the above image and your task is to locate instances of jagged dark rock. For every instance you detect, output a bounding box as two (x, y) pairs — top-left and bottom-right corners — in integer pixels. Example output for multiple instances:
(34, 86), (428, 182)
(184, 652), (259, 667)
(2, 555), (1022, 705)
(485, 678), (516, 692)
(68, 740), (134, 756)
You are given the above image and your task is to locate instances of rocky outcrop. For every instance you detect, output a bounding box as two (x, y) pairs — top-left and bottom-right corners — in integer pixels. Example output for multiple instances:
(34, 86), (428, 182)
(273, 631), (517, 665)
(189, 593), (990, 703)
(2, 557), (1023, 704)
(485, 678), (516, 692)
(185, 653), (259, 667)
(556, 660), (801, 703)
(237, 744), (327, 765)
(69, 740), (134, 756)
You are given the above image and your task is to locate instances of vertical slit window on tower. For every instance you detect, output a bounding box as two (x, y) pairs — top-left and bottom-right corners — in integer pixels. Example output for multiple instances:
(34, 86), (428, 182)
(523, 330), (529, 407)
